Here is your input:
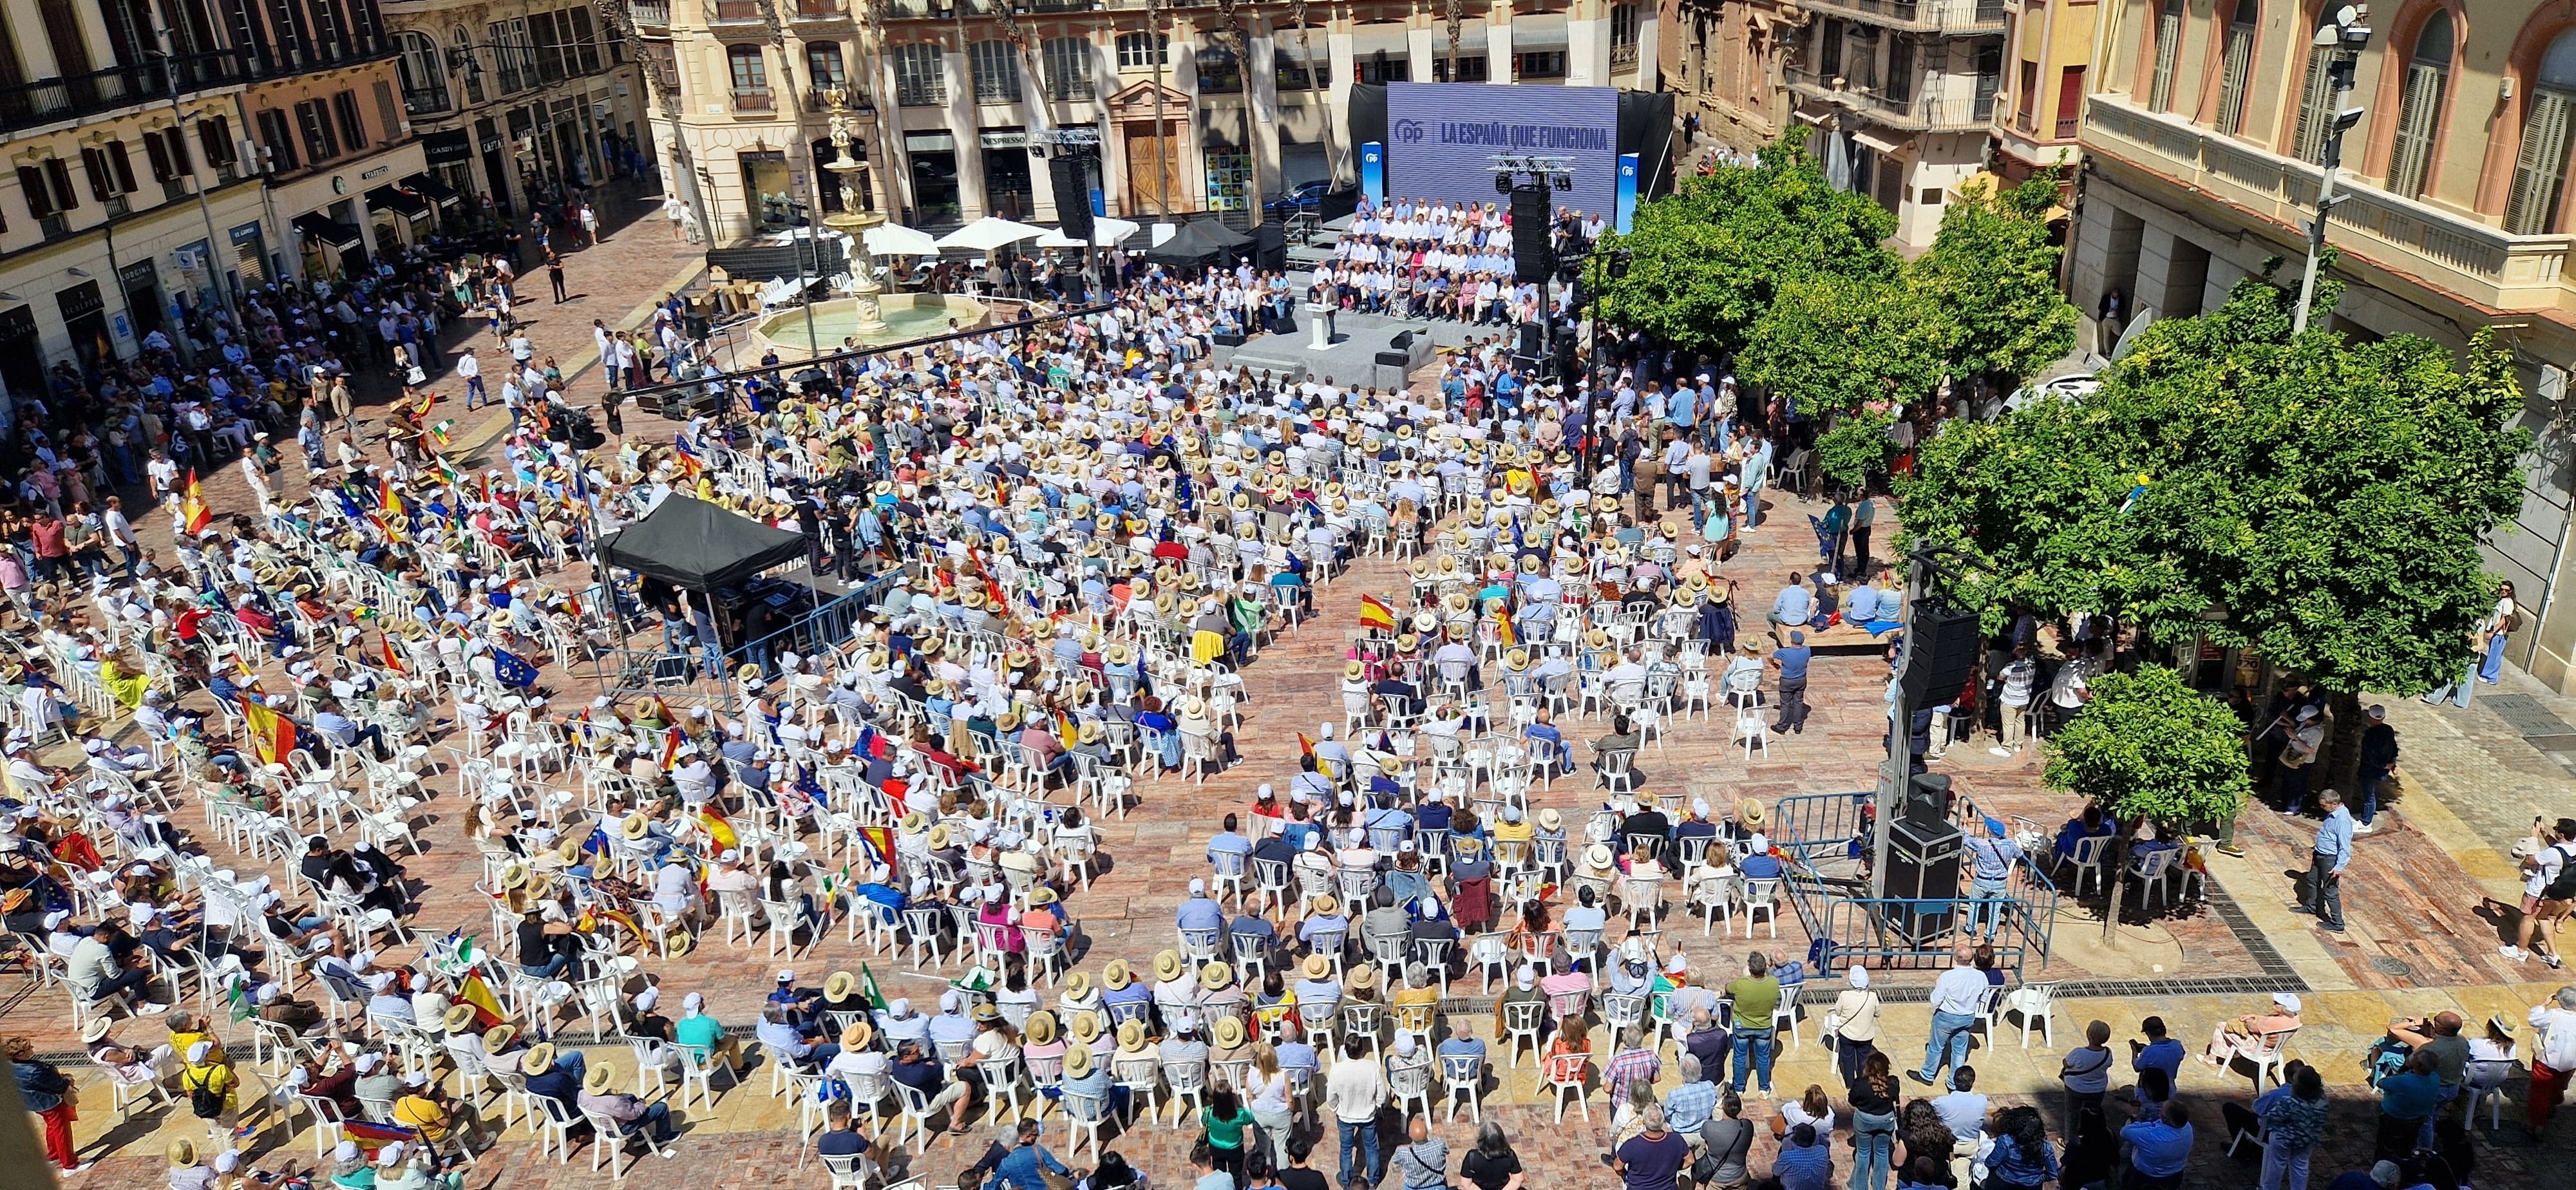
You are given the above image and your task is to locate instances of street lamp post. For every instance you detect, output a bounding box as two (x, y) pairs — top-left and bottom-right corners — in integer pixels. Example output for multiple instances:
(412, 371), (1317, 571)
(2292, 5), (2372, 335)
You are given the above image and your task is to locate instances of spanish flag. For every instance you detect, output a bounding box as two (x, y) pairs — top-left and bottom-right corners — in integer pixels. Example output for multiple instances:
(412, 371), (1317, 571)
(239, 695), (297, 766)
(380, 633), (406, 674)
(380, 479), (404, 517)
(659, 724), (683, 771)
(1297, 732), (1316, 755)
(181, 471), (213, 535)
(1358, 594), (1397, 632)
(1495, 603), (1517, 648)
(698, 808), (739, 853)
(455, 972), (507, 1028)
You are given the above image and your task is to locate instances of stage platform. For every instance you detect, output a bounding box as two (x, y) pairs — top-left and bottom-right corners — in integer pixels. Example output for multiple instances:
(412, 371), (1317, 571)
(1213, 310), (1499, 390)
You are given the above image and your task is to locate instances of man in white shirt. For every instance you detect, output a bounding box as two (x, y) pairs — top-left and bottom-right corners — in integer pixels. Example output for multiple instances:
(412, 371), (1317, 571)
(1325, 1035), (1389, 1187)
(457, 347), (485, 408)
(2530, 986), (2576, 1134)
(1912, 955), (1989, 1091)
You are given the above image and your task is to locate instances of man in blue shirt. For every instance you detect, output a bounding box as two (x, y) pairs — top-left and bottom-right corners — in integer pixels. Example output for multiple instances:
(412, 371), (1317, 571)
(1771, 1122), (1832, 1190)
(1768, 573), (1814, 627)
(2302, 789), (2354, 932)
(984, 1119), (1071, 1190)
(2376, 1050), (2443, 1162)
(2130, 1017), (2186, 1105)
(1175, 878), (1226, 934)
(2119, 1099), (2193, 1189)
(1770, 632), (1814, 734)
(1962, 821), (2023, 940)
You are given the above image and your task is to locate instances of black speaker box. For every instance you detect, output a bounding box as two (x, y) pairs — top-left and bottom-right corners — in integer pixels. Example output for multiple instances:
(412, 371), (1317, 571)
(1900, 603), (1983, 704)
(1510, 187), (1553, 284)
(1049, 155), (1094, 244)
(1903, 773), (1953, 827)
(1882, 815), (1964, 946)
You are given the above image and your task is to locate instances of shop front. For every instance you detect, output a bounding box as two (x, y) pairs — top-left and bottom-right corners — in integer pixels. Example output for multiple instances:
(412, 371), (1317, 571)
(905, 131), (961, 226)
(56, 281), (112, 375)
(978, 128), (1032, 221)
(117, 260), (164, 343)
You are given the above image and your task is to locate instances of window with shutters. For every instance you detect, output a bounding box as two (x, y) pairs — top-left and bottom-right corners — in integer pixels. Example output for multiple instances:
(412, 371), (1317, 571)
(2509, 31), (2576, 234)
(80, 144), (135, 216)
(306, 0), (344, 61)
(810, 41), (848, 92)
(2387, 10), (2450, 200)
(334, 90), (368, 151)
(2146, 0), (2181, 113)
(397, 31), (449, 113)
(728, 44), (772, 109)
(2214, 0), (2257, 134)
(198, 116), (237, 181)
(19, 160), (79, 235)
(893, 42), (945, 106)
(568, 8), (601, 73)
(1116, 32), (1168, 71)
(971, 39), (1020, 102)
(257, 108), (298, 171)
(2289, 41), (2338, 163)
(296, 97), (341, 164)
(530, 11), (564, 81)
(1043, 36), (1093, 101)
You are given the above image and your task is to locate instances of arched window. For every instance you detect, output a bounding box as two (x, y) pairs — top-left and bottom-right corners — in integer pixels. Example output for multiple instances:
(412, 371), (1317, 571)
(2387, 10), (2451, 198)
(398, 32), (449, 113)
(1043, 37), (1095, 100)
(2288, 34), (2344, 162)
(2508, 30), (2576, 234)
(453, 28), (486, 106)
(2213, 0), (2257, 133)
(2147, 0), (2183, 112)
(971, 39), (1020, 102)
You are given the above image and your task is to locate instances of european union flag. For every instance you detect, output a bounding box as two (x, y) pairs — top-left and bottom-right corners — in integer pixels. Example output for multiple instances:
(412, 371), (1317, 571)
(491, 647), (540, 689)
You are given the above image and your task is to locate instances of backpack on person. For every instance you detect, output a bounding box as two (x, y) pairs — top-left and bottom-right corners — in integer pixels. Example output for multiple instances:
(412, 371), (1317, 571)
(2541, 842), (2576, 901)
(184, 1067), (225, 1119)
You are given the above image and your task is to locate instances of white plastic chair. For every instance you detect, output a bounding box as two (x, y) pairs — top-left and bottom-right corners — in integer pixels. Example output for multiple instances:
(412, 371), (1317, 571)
(1439, 1052), (1483, 1122)
(1545, 1048), (1592, 1121)
(2000, 981), (2060, 1048)
(1739, 877), (1781, 938)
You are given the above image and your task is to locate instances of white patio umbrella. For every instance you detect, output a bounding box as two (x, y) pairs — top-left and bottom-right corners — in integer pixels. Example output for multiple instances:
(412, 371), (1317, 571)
(1033, 216), (1142, 249)
(862, 223), (940, 256)
(934, 216), (1048, 252)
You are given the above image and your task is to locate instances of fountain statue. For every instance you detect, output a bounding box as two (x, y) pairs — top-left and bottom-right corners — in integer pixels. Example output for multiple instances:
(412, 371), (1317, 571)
(820, 86), (889, 335)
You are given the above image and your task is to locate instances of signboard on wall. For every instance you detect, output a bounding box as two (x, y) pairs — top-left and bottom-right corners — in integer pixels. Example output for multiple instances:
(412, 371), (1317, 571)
(1385, 82), (1618, 220)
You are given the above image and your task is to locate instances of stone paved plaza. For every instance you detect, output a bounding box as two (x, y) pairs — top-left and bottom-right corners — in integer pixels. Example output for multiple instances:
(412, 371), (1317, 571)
(13, 191), (2576, 1189)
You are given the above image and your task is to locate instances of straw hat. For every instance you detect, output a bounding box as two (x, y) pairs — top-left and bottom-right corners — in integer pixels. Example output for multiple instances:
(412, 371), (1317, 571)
(1302, 954), (1332, 980)
(1069, 1011), (1102, 1042)
(1349, 963), (1380, 993)
(1025, 1011), (1059, 1044)
(1214, 1015), (1247, 1048)
(1077, 721), (1103, 745)
(1030, 885), (1059, 907)
(841, 1021), (875, 1050)
(1106, 642), (1134, 666)
(82, 1018), (112, 1044)
(1584, 844), (1617, 872)
(169, 1139), (198, 1166)
(1538, 808), (1563, 832)
(1153, 949), (1186, 983)
(1199, 961), (1232, 990)
(621, 813), (651, 840)
(440, 1003), (478, 1034)
(1104, 959), (1133, 989)
(901, 810), (929, 832)
(1064, 1043), (1095, 1076)
(520, 1043), (558, 1076)
(1503, 648), (1530, 672)
(499, 860), (531, 889)
(1344, 660), (1366, 681)
(825, 971), (857, 1001)
(1312, 894), (1340, 916)
(1739, 798), (1766, 826)
(483, 1024), (519, 1053)
(1065, 970), (1094, 999)
(1116, 1020), (1150, 1053)
(928, 824), (953, 849)
(584, 1062), (618, 1093)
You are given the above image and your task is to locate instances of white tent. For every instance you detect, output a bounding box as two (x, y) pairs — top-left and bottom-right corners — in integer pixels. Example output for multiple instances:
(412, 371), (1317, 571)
(934, 216), (1047, 252)
(862, 223), (941, 256)
(1031, 216), (1142, 249)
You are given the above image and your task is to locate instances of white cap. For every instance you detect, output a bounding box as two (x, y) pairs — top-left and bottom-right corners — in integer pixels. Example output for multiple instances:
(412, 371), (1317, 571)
(2273, 992), (2302, 1013)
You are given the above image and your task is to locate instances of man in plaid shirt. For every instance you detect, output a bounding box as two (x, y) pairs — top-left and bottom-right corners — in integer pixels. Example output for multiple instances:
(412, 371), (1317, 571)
(1663, 1053), (1719, 1139)
(1604, 1027), (1663, 1108)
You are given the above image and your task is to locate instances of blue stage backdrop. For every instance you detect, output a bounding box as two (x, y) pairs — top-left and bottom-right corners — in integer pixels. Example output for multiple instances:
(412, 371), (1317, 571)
(1385, 82), (1620, 223)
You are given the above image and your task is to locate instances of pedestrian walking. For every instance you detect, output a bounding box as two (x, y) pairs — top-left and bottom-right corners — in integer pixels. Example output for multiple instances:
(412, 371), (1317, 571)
(2299, 790), (2353, 932)
(2528, 986), (2576, 1137)
(549, 254), (569, 303)
(1769, 630), (1812, 735)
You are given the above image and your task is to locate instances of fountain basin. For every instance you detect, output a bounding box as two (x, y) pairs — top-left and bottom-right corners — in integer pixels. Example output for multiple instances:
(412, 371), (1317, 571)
(752, 291), (992, 359)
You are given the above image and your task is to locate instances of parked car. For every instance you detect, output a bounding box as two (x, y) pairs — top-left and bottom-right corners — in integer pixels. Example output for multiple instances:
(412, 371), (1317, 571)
(1264, 179), (1335, 217)
(1997, 372), (2101, 417)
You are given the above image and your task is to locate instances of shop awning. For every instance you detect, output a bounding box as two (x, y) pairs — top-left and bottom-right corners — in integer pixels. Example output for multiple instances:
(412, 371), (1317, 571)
(401, 172), (464, 210)
(290, 212), (364, 250)
(366, 185), (431, 219)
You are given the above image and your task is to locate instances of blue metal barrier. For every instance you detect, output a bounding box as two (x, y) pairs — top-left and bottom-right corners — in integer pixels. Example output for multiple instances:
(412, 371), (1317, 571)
(1771, 789), (2056, 980)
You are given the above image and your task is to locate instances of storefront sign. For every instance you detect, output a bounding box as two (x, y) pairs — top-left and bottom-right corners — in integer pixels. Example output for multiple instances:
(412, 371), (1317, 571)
(229, 221), (263, 246)
(363, 165), (391, 179)
(979, 129), (1028, 149)
(424, 129), (473, 164)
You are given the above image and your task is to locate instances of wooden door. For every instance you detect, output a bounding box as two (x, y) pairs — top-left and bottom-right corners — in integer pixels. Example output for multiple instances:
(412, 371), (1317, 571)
(1124, 123), (1180, 216)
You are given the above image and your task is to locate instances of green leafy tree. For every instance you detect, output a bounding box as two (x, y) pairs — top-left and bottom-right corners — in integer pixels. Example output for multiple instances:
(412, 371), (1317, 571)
(1911, 172), (2079, 385)
(2043, 667), (2253, 931)
(1903, 274), (2531, 785)
(1600, 143), (1897, 361)
(1815, 406), (1900, 491)
(1736, 272), (1947, 422)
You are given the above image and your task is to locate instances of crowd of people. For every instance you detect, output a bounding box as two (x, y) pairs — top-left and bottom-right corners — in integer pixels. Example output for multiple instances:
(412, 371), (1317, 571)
(0, 176), (2556, 1190)
(1311, 198), (1603, 326)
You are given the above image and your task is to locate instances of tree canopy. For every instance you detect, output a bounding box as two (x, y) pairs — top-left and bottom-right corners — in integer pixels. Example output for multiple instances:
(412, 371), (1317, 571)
(1899, 274), (2531, 698)
(2043, 668), (2251, 829)
(1914, 174), (2079, 384)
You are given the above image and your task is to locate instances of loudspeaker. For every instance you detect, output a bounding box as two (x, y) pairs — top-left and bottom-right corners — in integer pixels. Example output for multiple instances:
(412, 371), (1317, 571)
(1510, 185), (1554, 284)
(1902, 772), (1953, 828)
(1900, 602), (1984, 705)
(1048, 155), (1094, 244)
(1881, 815), (1964, 947)
(1517, 320), (1544, 358)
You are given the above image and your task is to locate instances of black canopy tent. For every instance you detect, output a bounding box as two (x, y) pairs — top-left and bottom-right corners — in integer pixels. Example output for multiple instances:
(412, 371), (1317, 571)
(597, 495), (810, 592)
(1141, 218), (1253, 268)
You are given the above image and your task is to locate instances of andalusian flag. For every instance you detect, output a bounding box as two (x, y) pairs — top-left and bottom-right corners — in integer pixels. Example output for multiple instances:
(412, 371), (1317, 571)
(181, 470), (213, 534)
(224, 974), (254, 1023)
(858, 964), (888, 1011)
(698, 808), (739, 853)
(455, 973), (507, 1028)
(239, 695), (296, 766)
(1358, 594), (1397, 632)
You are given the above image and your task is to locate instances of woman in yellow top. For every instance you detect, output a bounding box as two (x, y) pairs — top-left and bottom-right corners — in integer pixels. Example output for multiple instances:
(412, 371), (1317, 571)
(390, 1072), (465, 1146)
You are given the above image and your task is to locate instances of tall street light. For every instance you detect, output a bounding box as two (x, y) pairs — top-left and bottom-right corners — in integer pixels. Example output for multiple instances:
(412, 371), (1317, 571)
(2293, 4), (2372, 335)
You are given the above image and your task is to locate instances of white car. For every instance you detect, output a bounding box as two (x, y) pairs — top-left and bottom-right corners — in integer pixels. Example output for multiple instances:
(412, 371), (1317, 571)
(1998, 372), (2100, 416)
